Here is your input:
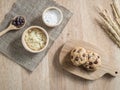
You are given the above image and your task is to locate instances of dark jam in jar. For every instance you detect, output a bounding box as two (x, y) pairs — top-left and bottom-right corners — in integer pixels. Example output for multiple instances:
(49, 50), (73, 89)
(12, 16), (25, 28)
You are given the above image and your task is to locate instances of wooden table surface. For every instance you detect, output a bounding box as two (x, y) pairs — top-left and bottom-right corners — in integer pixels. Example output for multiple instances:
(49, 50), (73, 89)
(0, 0), (120, 90)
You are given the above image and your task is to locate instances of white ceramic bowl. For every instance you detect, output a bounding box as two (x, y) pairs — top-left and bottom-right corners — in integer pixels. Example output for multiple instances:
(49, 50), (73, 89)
(42, 7), (63, 27)
(22, 26), (49, 53)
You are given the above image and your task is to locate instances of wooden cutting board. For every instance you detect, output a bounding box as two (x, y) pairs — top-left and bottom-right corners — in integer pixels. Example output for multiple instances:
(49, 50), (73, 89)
(59, 40), (120, 80)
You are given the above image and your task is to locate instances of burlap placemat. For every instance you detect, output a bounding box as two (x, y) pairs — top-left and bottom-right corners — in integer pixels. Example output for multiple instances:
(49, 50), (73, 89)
(0, 0), (72, 71)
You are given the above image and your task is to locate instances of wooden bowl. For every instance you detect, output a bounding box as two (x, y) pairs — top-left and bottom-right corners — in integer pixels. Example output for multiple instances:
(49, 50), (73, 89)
(59, 40), (120, 80)
(42, 7), (63, 27)
(22, 26), (49, 53)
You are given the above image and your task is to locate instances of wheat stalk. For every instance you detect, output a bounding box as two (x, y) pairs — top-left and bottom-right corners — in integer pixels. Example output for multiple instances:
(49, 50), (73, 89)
(100, 20), (120, 47)
(99, 9), (120, 37)
(97, 0), (120, 48)
(102, 26), (120, 47)
(111, 0), (120, 26)
(100, 15), (120, 42)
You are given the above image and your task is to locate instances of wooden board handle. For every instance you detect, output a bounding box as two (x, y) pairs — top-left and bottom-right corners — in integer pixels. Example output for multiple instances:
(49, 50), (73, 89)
(107, 69), (119, 77)
(102, 64), (119, 76)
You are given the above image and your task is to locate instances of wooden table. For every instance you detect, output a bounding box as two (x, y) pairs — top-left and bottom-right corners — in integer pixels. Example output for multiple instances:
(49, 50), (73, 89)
(0, 0), (120, 90)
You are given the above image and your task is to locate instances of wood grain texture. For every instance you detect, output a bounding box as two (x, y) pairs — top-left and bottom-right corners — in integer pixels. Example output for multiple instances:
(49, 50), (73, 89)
(59, 40), (119, 80)
(0, 0), (120, 90)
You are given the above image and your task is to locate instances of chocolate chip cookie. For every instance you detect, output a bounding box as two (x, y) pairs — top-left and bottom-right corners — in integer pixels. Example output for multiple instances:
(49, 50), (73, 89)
(83, 51), (101, 71)
(70, 47), (88, 66)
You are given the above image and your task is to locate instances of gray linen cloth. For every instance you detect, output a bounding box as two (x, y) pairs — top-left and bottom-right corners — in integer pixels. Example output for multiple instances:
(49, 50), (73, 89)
(0, 0), (72, 71)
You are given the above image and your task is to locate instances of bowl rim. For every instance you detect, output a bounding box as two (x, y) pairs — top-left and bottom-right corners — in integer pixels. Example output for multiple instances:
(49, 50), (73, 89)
(22, 26), (49, 53)
(42, 6), (63, 27)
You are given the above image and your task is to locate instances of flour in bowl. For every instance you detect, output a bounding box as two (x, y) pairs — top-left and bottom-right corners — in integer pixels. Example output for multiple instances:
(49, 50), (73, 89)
(43, 8), (62, 26)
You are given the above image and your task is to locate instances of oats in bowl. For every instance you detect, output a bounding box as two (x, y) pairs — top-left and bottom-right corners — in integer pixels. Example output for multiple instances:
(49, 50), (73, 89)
(22, 26), (49, 53)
